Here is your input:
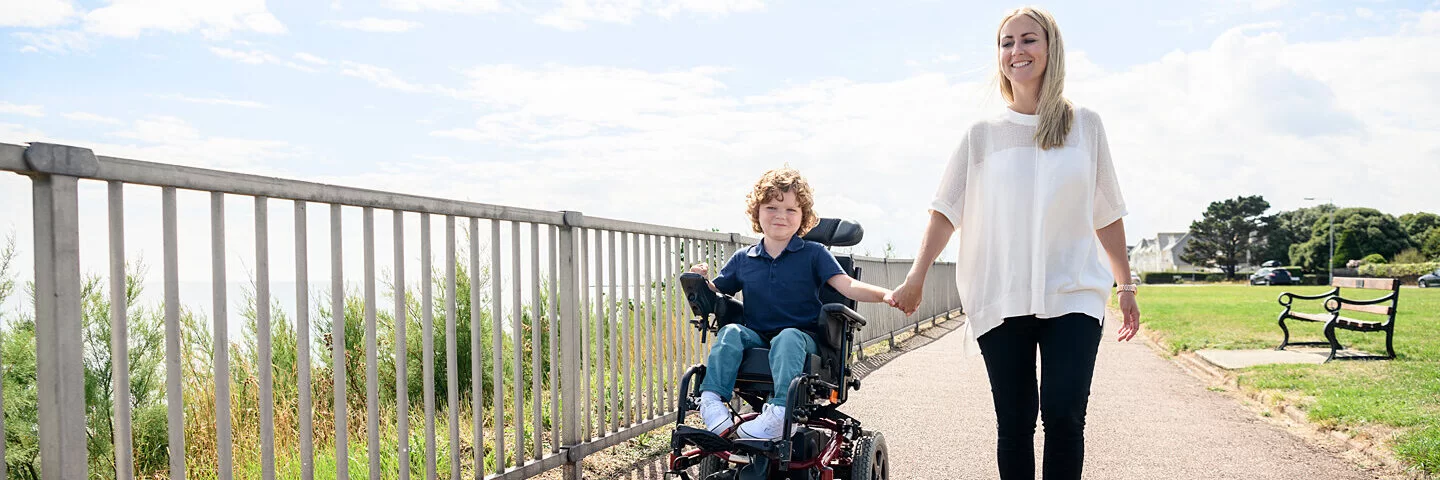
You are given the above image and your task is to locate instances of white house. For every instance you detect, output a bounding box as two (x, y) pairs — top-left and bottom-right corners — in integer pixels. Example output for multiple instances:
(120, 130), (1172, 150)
(1129, 232), (1201, 273)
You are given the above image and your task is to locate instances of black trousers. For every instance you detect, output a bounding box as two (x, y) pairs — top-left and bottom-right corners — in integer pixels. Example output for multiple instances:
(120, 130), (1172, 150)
(977, 312), (1103, 480)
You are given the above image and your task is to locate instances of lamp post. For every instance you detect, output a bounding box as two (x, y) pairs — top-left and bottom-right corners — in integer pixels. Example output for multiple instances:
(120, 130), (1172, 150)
(1305, 197), (1335, 274)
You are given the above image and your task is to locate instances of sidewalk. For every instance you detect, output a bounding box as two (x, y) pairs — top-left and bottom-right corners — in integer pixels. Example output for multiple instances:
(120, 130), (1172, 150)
(840, 315), (1389, 479)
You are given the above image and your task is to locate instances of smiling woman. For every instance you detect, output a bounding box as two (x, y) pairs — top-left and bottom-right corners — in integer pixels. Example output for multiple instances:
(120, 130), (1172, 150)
(887, 6), (1139, 480)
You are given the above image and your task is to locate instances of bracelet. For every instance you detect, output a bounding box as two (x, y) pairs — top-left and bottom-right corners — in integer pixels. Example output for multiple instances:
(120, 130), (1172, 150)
(1117, 284), (1138, 294)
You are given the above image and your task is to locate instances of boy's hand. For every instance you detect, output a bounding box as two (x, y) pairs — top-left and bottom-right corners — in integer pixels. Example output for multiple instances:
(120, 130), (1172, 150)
(689, 263), (709, 276)
(889, 280), (922, 316)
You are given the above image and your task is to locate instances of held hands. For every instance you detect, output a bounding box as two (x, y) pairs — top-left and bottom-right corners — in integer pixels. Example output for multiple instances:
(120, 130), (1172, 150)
(1116, 291), (1141, 341)
(885, 280), (923, 316)
(689, 263), (709, 276)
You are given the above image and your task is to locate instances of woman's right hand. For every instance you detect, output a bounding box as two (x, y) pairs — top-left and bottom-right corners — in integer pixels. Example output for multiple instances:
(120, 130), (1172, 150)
(887, 280), (924, 316)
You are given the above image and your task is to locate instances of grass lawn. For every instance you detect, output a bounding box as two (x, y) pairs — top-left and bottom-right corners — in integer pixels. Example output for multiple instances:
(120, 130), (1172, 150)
(1136, 284), (1440, 474)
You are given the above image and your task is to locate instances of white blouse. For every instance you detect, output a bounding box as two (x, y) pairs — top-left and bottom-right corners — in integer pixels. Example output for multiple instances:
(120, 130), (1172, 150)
(929, 106), (1127, 354)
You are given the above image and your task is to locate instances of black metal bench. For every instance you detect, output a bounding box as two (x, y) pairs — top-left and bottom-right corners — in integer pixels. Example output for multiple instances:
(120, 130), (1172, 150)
(1276, 277), (1399, 362)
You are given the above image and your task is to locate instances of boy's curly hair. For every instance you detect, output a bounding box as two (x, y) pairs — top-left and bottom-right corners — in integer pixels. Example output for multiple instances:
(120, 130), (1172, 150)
(746, 167), (820, 236)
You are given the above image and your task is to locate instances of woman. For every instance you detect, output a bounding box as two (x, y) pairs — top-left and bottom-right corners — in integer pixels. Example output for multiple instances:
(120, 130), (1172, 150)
(886, 6), (1141, 480)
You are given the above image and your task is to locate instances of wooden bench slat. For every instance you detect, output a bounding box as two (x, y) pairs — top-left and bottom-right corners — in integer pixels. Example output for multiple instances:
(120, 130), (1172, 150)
(1334, 316), (1384, 331)
(1330, 277), (1398, 290)
(1339, 303), (1393, 315)
(1288, 312), (1333, 322)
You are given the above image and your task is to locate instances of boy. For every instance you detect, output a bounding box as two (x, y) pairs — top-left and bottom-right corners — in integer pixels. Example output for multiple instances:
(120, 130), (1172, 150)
(691, 167), (893, 440)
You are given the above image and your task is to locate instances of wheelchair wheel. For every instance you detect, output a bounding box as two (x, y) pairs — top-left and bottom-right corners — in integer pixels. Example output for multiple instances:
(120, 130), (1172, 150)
(841, 431), (888, 480)
(696, 454), (726, 479)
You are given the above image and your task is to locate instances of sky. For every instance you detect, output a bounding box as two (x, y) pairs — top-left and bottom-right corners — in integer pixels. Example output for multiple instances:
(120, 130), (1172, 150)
(2, 0), (1440, 318)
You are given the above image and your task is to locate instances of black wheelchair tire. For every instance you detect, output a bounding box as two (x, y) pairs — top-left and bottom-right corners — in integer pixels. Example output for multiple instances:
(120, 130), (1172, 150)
(840, 431), (888, 480)
(696, 455), (726, 479)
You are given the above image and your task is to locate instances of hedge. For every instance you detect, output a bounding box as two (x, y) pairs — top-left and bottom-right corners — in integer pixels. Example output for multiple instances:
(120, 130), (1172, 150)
(1357, 262), (1440, 278)
(1140, 272), (1225, 284)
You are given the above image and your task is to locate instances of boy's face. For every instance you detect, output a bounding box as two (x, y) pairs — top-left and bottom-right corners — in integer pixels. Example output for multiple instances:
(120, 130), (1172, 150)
(758, 191), (803, 241)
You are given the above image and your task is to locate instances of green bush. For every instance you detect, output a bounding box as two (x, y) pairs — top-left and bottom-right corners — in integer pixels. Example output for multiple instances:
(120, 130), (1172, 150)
(1395, 248), (1428, 265)
(1361, 253), (1388, 265)
(1204, 274), (1227, 283)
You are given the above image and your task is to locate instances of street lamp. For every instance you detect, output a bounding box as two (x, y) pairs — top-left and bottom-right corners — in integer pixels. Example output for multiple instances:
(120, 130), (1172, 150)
(1304, 197), (1335, 275)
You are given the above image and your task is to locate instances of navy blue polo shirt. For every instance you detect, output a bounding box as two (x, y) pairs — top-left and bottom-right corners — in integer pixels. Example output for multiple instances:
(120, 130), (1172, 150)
(712, 235), (846, 335)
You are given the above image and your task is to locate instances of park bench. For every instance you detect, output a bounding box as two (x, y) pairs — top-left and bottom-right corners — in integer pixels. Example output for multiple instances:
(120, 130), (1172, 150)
(1275, 277), (1399, 362)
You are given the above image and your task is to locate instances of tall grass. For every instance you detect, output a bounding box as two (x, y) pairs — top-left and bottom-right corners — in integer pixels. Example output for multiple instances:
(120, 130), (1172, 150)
(0, 235), (682, 479)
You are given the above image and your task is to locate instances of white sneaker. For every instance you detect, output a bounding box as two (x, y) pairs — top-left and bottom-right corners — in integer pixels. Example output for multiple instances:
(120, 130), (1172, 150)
(737, 404), (786, 440)
(697, 391), (735, 434)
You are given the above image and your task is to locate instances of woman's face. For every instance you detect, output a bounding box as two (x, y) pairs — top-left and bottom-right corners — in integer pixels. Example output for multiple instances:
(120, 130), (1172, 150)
(998, 14), (1048, 92)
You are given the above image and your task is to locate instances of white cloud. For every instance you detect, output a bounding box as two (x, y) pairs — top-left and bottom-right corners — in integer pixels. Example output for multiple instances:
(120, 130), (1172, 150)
(210, 47), (319, 72)
(11, 30), (90, 53)
(294, 52), (331, 65)
(377, 0), (761, 29)
(381, 0), (502, 14)
(339, 61), (430, 93)
(1246, 0), (1293, 12)
(1355, 7), (1375, 19)
(0, 102), (45, 117)
(210, 46), (276, 64)
(324, 17), (422, 32)
(1420, 10), (1440, 33)
(0, 0), (78, 27)
(409, 19), (1440, 256)
(62, 112), (123, 124)
(536, 0), (766, 30)
(84, 0), (286, 39)
(151, 93), (270, 109)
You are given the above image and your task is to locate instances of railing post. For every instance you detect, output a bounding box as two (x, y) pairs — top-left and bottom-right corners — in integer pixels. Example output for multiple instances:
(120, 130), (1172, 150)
(559, 211), (584, 480)
(27, 143), (96, 480)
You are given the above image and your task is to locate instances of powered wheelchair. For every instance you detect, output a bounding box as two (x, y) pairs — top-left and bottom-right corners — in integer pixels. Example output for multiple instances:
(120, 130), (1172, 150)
(667, 218), (890, 480)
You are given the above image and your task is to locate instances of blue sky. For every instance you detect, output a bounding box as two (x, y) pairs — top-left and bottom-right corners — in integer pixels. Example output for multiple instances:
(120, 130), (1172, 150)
(3, 0), (1440, 305)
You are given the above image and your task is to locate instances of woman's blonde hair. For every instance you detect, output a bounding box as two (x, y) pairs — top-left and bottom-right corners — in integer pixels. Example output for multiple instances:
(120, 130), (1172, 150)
(997, 6), (1073, 150)
(746, 167), (819, 236)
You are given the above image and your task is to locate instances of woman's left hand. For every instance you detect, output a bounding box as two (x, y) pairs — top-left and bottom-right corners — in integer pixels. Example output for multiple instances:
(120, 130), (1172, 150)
(1116, 292), (1140, 341)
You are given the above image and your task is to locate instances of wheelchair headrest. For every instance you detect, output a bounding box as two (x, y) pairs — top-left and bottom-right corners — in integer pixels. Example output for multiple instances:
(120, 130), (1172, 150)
(802, 218), (863, 247)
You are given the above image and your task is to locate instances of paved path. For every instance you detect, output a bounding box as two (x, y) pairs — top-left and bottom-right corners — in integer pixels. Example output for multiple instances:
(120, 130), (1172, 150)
(840, 315), (1387, 480)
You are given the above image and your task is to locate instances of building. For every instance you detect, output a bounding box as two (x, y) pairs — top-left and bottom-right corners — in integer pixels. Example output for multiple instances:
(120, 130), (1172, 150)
(1129, 232), (1201, 273)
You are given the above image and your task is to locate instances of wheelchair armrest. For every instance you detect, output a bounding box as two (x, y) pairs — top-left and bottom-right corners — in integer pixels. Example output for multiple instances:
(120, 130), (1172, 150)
(680, 272), (718, 316)
(679, 272), (744, 337)
(814, 303), (865, 350)
(822, 303), (866, 328)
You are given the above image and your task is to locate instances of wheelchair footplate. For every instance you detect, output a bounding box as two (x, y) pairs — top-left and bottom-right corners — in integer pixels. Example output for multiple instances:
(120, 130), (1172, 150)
(671, 425), (736, 453)
(669, 426), (795, 480)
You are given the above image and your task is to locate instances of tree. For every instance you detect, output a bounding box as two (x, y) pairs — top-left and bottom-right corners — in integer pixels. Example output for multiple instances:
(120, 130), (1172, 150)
(1180, 195), (1273, 278)
(1422, 228), (1440, 261)
(1291, 208), (1413, 270)
(1258, 205), (1335, 266)
(1399, 212), (1440, 240)
(1400, 212), (1440, 261)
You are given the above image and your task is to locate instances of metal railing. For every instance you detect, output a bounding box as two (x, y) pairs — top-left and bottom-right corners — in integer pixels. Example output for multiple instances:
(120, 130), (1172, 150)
(0, 141), (960, 480)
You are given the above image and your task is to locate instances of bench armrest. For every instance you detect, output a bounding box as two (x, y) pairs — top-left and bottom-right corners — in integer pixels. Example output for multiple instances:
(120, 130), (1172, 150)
(1278, 287), (1339, 307)
(1324, 293), (1398, 313)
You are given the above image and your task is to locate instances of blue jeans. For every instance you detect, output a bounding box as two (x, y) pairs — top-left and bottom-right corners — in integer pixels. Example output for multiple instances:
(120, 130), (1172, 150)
(699, 324), (817, 407)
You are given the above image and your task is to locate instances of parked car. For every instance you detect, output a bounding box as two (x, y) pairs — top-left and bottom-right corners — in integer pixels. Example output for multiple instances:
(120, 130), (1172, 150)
(1249, 267), (1294, 286)
(1420, 268), (1440, 288)
(1130, 272), (1141, 285)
